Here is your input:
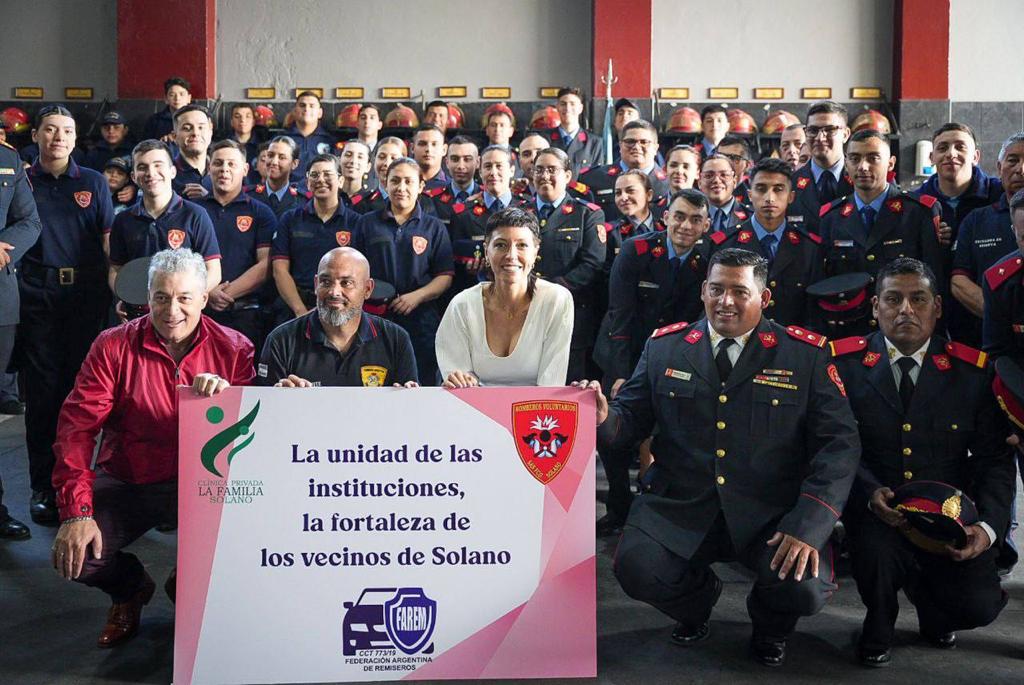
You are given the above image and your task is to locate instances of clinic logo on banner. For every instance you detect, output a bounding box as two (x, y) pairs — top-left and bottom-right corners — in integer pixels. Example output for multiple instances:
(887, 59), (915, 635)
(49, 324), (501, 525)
(342, 587), (436, 667)
(194, 401), (265, 504)
(513, 400), (579, 484)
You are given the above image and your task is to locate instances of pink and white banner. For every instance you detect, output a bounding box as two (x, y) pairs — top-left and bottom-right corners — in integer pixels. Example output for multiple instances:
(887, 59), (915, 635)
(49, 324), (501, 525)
(174, 386), (596, 684)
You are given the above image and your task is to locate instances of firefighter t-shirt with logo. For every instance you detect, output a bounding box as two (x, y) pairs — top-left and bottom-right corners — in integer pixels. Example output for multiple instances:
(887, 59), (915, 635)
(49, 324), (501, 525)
(109, 192), (221, 266)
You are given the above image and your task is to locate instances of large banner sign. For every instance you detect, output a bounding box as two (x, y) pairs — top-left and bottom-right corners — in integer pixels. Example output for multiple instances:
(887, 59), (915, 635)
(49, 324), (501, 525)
(173, 387), (596, 684)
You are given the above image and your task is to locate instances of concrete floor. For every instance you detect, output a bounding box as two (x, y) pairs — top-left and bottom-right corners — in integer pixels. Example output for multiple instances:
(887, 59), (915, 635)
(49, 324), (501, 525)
(1, 412), (1022, 685)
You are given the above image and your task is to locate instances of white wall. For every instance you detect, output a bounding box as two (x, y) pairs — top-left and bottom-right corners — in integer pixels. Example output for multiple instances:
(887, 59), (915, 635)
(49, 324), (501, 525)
(216, 0), (593, 101)
(949, 0), (1024, 102)
(0, 0), (116, 100)
(651, 0), (893, 101)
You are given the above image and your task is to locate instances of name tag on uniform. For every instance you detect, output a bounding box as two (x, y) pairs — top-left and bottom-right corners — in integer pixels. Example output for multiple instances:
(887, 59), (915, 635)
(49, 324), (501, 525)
(882, 238), (903, 246)
(557, 227), (580, 232)
(788, 215), (804, 223)
(596, 189), (613, 195)
(472, 235), (485, 241)
(0, 168), (14, 175)
(833, 240), (855, 248)
(638, 281), (660, 289)
(664, 368), (691, 381)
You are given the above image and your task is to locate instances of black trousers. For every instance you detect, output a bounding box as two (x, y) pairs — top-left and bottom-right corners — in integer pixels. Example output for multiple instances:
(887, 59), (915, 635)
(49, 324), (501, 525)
(18, 273), (109, 494)
(207, 306), (263, 359)
(0, 324), (13, 521)
(74, 471), (177, 603)
(848, 513), (1007, 650)
(598, 444), (635, 521)
(389, 306), (440, 386)
(614, 513), (837, 639)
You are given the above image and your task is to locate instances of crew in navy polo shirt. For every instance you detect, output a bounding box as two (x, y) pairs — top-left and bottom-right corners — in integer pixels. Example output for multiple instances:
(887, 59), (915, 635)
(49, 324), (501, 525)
(170, 104), (213, 199)
(196, 140), (277, 350)
(353, 157), (454, 385)
(18, 106), (114, 523)
(271, 154), (356, 321)
(109, 140), (221, 294)
(285, 91), (336, 181)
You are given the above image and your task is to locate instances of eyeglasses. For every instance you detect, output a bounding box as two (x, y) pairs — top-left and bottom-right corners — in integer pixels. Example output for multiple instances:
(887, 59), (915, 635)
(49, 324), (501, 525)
(700, 171), (735, 181)
(621, 138), (656, 148)
(533, 166), (565, 177)
(718, 153), (749, 163)
(805, 125), (843, 139)
(306, 171), (338, 181)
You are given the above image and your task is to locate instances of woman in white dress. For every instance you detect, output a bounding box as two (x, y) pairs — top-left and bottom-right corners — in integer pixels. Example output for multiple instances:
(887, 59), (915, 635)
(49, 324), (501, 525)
(436, 207), (573, 387)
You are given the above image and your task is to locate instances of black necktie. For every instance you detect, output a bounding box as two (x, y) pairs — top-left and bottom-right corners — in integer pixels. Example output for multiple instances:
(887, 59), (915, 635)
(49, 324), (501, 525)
(715, 338), (736, 384)
(539, 204), (553, 221)
(860, 206), (876, 241)
(761, 233), (778, 263)
(714, 209), (728, 230)
(269, 193), (280, 210)
(491, 199), (504, 213)
(456, 190), (468, 203)
(817, 172), (837, 204)
(897, 357), (917, 410)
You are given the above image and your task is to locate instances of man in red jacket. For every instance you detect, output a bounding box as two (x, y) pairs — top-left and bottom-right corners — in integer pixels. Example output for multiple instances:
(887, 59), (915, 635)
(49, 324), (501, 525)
(50, 248), (255, 648)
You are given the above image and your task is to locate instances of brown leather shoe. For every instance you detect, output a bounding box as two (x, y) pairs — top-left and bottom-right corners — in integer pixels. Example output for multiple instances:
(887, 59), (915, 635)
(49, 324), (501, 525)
(97, 572), (156, 648)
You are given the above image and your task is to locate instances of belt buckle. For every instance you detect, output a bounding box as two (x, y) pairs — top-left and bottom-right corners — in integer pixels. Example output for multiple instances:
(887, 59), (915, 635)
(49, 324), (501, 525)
(58, 267), (75, 286)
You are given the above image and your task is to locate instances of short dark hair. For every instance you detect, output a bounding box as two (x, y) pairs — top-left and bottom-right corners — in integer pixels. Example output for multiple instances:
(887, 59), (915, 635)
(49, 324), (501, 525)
(483, 207), (542, 293)
(231, 103), (256, 118)
(1010, 189), (1024, 215)
(386, 156), (420, 180)
(534, 147), (572, 172)
(446, 135), (477, 149)
(413, 123), (445, 140)
(749, 157), (793, 187)
(806, 100), (848, 124)
(847, 128), (889, 148)
(358, 104), (381, 116)
(617, 168), (653, 194)
(131, 139), (174, 164)
(164, 77), (191, 94)
(621, 119), (658, 139)
(267, 134), (298, 158)
(296, 90), (321, 103)
(173, 104), (212, 125)
(701, 153), (735, 171)
(668, 188), (710, 213)
(666, 144), (700, 162)
(707, 248), (768, 289)
(209, 139), (247, 157)
(700, 105), (727, 120)
(783, 123), (805, 133)
(932, 121), (977, 144)
(556, 87), (584, 100)
(480, 145), (513, 164)
(425, 100), (448, 111)
(307, 153), (341, 174)
(716, 135), (751, 158)
(875, 257), (939, 297)
(34, 104), (74, 128)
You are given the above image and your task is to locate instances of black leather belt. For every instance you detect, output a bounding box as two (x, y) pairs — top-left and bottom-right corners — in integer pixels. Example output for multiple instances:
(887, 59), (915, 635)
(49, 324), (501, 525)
(20, 262), (104, 286)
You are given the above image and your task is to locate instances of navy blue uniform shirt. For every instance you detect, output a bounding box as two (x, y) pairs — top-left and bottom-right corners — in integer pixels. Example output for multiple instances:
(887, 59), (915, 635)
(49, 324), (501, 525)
(352, 204), (454, 295)
(109, 193), (221, 266)
(171, 153), (212, 195)
(271, 200), (356, 287)
(285, 125), (336, 180)
(196, 192), (277, 282)
(26, 158), (113, 268)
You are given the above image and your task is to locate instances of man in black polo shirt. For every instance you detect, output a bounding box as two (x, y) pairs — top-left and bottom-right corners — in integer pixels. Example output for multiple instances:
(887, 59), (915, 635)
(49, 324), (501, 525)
(259, 247), (418, 387)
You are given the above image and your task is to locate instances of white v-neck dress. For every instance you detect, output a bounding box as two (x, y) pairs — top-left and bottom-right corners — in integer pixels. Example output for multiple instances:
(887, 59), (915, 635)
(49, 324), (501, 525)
(436, 280), (574, 386)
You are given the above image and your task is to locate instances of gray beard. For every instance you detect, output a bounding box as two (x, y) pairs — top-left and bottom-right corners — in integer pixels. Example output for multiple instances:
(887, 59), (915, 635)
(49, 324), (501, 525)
(318, 303), (358, 327)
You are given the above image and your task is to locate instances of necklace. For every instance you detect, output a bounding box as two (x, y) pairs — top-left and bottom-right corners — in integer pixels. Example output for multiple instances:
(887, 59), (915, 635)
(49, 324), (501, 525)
(484, 286), (529, 320)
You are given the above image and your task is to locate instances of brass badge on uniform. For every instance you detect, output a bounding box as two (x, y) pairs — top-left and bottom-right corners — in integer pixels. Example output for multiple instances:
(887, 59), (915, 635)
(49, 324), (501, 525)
(360, 365), (388, 387)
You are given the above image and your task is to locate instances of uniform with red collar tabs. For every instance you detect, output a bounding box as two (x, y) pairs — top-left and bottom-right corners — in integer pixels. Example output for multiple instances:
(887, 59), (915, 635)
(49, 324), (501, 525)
(831, 334), (1012, 663)
(705, 197), (752, 235)
(250, 182), (310, 218)
(982, 250), (1024, 359)
(20, 157), (116, 524)
(426, 180), (476, 228)
(526, 195), (606, 381)
(601, 318), (858, 665)
(578, 162), (671, 224)
(707, 220), (821, 328)
(347, 187), (389, 216)
(541, 126), (603, 174)
(447, 193), (531, 302)
(790, 163), (854, 234)
(818, 186), (945, 296)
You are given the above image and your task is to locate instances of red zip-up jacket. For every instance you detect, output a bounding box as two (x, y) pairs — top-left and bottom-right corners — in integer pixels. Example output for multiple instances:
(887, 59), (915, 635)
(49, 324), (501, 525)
(53, 315), (255, 521)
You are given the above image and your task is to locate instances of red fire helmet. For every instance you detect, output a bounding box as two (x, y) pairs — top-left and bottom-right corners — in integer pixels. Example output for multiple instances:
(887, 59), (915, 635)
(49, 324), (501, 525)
(335, 104), (361, 129)
(761, 110), (800, 135)
(384, 104), (419, 129)
(851, 109), (892, 135)
(481, 102), (516, 129)
(1, 107), (30, 135)
(727, 108), (757, 134)
(665, 106), (701, 133)
(529, 106), (560, 130)
(253, 105), (277, 128)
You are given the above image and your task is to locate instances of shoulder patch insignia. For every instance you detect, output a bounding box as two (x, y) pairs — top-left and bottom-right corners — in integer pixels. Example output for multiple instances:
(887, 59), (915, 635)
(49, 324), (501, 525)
(797, 176), (810, 190)
(932, 354), (952, 371)
(651, 245), (666, 258)
(635, 239), (649, 255)
(917, 194), (938, 208)
(585, 201), (601, 212)
(684, 328), (703, 344)
(572, 181), (590, 194)
(424, 186), (444, 198)
(734, 209), (748, 220)
(945, 341), (988, 368)
(440, 192), (452, 204)
(651, 321), (689, 339)
(841, 203), (854, 217)
(828, 336), (868, 357)
(806, 232), (823, 244)
(862, 351), (882, 367)
(596, 223), (607, 243)
(737, 230), (753, 244)
(786, 325), (827, 348)
(984, 255), (1024, 290)
(758, 332), (777, 348)
(885, 198), (903, 214)
(827, 363), (847, 397)
(562, 203), (574, 214)
(709, 231), (727, 245)
(452, 202), (466, 214)
(818, 199), (839, 218)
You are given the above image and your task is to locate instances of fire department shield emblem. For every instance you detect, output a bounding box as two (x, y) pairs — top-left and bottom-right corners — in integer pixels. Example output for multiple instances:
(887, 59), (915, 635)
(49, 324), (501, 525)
(513, 400), (579, 485)
(74, 191), (92, 208)
(236, 215), (253, 232)
(336, 230), (351, 247)
(167, 229), (186, 249)
(412, 236), (428, 255)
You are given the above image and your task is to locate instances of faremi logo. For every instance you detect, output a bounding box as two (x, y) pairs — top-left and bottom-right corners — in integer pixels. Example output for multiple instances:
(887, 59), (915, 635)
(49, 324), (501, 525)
(201, 401), (261, 477)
